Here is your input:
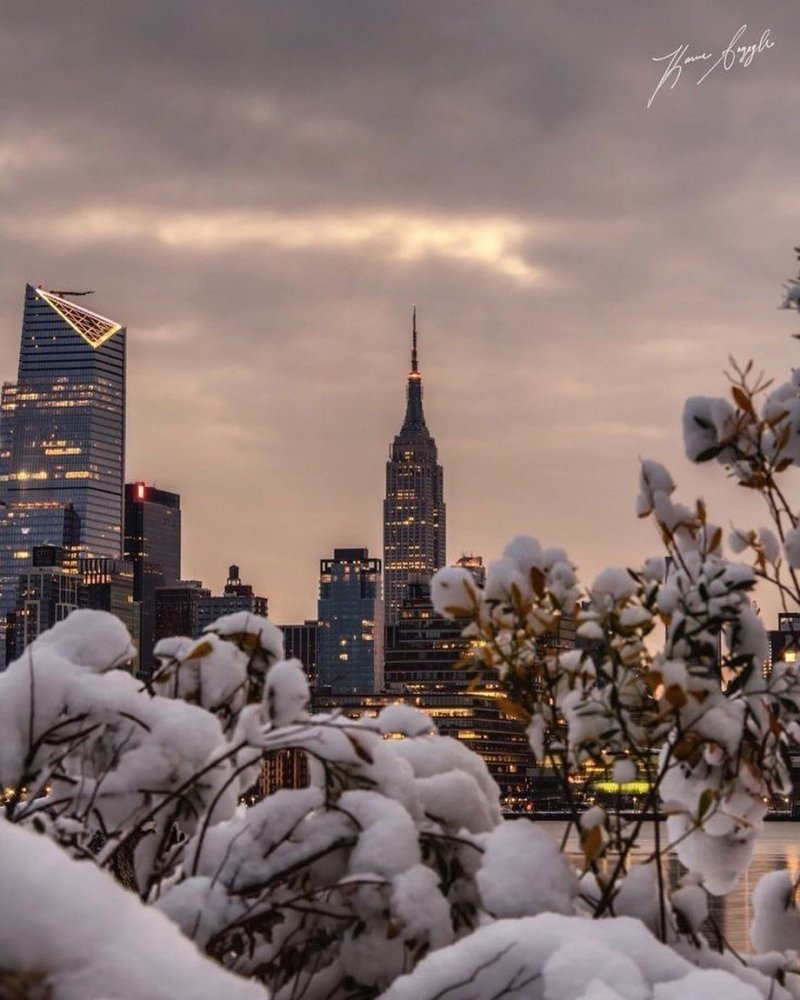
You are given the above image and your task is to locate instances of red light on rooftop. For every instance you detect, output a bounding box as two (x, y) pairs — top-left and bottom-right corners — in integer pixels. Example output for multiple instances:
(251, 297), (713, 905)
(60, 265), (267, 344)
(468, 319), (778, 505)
(137, 483), (145, 499)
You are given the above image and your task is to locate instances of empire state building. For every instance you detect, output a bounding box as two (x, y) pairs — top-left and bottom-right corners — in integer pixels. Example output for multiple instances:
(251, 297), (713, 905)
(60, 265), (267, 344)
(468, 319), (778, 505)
(383, 311), (446, 622)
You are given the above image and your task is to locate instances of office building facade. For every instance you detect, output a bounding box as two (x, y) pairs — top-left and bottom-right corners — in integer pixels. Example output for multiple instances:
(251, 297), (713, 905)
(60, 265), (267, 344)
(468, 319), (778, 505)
(124, 482), (181, 675)
(0, 285), (126, 665)
(385, 576), (470, 692)
(317, 547), (383, 693)
(79, 557), (138, 658)
(383, 311), (445, 621)
(5, 545), (80, 663)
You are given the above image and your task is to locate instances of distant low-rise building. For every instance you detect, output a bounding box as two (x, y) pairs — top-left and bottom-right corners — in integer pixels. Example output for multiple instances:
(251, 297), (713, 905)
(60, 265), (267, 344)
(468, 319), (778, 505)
(195, 565), (268, 635)
(154, 566), (268, 645)
(154, 580), (210, 643)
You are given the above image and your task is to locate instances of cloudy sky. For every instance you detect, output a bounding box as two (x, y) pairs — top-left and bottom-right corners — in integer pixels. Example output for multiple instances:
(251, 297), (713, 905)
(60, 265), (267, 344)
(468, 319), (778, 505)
(1, 1), (798, 624)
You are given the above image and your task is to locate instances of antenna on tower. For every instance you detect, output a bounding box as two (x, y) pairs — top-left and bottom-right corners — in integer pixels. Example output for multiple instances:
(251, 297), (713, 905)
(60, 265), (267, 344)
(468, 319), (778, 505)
(411, 306), (418, 374)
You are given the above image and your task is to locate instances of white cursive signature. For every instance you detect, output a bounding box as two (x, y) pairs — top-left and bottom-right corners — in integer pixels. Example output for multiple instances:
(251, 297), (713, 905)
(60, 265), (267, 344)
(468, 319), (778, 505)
(647, 25), (774, 109)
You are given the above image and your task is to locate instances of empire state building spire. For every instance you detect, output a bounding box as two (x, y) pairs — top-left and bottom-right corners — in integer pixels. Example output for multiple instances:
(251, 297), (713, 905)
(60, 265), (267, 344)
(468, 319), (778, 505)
(400, 306), (429, 439)
(383, 309), (446, 622)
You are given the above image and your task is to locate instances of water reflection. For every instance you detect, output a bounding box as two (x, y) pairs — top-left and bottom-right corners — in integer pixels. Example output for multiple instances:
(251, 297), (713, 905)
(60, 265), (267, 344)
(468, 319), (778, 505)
(545, 820), (800, 954)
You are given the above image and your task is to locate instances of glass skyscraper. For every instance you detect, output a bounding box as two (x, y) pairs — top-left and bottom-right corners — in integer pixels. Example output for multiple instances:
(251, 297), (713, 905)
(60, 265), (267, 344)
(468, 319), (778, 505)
(383, 311), (446, 622)
(124, 482), (181, 676)
(317, 547), (384, 693)
(0, 284), (126, 665)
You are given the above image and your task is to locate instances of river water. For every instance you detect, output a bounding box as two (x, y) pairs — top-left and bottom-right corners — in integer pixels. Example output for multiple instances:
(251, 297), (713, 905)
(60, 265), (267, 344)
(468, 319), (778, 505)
(541, 820), (800, 954)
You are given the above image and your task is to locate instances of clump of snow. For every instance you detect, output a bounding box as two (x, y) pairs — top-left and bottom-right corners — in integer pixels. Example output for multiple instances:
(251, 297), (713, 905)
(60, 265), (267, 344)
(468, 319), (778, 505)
(378, 703), (437, 737)
(729, 528), (752, 554)
(477, 820), (578, 918)
(430, 566), (478, 618)
(757, 528), (780, 565)
(204, 611), (284, 662)
(415, 769), (497, 833)
(590, 568), (638, 607)
(380, 913), (787, 1000)
(784, 527), (800, 569)
(671, 885), (708, 935)
(0, 817), (265, 1000)
(25, 608), (136, 671)
(683, 396), (737, 463)
(391, 864), (454, 950)
(263, 658), (309, 726)
(543, 939), (649, 1000)
(152, 631), (250, 727)
(484, 556), (530, 603)
(750, 870), (800, 953)
(654, 969), (762, 1000)
(503, 534), (543, 574)
(637, 460), (675, 517)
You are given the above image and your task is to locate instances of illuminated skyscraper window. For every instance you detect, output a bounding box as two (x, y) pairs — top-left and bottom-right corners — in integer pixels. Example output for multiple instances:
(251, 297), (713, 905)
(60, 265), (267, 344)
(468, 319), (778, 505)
(382, 310), (446, 622)
(0, 284), (126, 666)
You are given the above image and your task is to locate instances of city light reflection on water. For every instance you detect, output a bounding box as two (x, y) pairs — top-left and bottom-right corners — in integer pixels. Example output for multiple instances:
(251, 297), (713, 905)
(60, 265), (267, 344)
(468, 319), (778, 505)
(546, 821), (800, 954)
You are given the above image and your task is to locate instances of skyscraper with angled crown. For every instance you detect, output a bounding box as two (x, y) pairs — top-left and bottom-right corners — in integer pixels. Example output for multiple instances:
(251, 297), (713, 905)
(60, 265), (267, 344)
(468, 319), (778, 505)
(383, 310), (446, 622)
(0, 284), (126, 666)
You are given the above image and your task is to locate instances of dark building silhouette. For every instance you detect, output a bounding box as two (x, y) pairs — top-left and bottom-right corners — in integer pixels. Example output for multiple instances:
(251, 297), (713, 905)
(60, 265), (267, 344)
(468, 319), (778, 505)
(154, 581), (210, 642)
(194, 565), (268, 634)
(280, 619), (319, 686)
(383, 311), (445, 622)
(124, 482), (181, 677)
(0, 285), (126, 666)
(154, 567), (268, 645)
(318, 547), (383, 693)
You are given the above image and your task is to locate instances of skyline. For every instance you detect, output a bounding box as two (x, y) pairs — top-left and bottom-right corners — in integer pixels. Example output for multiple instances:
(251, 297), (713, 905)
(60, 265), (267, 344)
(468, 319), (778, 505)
(2, 1), (799, 625)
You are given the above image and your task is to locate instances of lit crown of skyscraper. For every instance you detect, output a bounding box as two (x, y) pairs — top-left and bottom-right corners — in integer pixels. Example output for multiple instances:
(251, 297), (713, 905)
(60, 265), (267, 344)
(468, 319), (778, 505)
(34, 288), (123, 348)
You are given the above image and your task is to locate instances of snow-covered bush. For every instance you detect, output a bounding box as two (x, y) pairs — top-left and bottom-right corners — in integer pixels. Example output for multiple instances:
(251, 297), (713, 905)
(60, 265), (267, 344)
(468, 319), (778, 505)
(0, 609), (501, 997)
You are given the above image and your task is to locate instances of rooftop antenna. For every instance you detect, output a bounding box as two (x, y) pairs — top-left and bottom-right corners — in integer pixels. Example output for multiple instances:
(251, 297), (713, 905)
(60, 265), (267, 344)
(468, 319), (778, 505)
(411, 306), (418, 374)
